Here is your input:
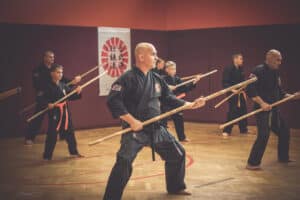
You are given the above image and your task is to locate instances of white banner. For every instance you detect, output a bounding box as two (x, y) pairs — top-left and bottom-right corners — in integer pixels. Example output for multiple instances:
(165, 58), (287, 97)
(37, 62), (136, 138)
(98, 27), (131, 96)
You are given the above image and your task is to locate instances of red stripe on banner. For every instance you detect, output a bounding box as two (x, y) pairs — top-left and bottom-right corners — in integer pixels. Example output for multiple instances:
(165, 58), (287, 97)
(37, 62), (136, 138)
(101, 51), (108, 57)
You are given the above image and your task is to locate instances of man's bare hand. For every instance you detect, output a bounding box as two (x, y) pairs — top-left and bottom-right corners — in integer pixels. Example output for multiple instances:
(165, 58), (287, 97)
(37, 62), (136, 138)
(75, 86), (82, 94)
(130, 119), (143, 131)
(168, 85), (176, 91)
(260, 102), (272, 111)
(48, 103), (55, 110)
(72, 75), (82, 84)
(193, 75), (201, 84)
(185, 97), (206, 110)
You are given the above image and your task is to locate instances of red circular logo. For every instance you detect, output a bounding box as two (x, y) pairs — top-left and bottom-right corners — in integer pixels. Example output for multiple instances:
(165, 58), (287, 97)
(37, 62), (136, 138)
(101, 37), (129, 77)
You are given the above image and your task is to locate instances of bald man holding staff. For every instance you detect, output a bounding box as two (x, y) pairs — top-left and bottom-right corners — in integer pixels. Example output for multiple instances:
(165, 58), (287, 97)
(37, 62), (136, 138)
(246, 49), (294, 170)
(103, 42), (205, 199)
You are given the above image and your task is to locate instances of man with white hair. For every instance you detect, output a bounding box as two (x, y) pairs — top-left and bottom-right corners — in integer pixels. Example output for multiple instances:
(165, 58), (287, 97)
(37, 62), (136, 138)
(246, 49), (293, 170)
(103, 42), (206, 199)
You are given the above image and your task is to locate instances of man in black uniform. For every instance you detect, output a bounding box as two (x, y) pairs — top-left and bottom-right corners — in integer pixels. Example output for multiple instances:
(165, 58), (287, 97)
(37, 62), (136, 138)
(152, 57), (166, 76)
(162, 61), (201, 142)
(103, 43), (206, 200)
(42, 64), (83, 160)
(222, 53), (248, 137)
(246, 49), (292, 170)
(24, 50), (81, 145)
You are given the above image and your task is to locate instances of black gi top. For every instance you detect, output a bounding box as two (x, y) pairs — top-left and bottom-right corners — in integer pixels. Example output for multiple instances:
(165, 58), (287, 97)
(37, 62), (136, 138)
(152, 67), (166, 76)
(107, 66), (185, 120)
(107, 67), (185, 145)
(246, 63), (286, 109)
(222, 64), (245, 89)
(32, 63), (71, 100)
(163, 75), (195, 96)
(42, 81), (81, 131)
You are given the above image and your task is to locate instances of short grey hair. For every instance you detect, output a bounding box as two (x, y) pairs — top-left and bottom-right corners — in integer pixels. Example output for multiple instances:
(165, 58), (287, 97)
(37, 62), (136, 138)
(165, 61), (176, 68)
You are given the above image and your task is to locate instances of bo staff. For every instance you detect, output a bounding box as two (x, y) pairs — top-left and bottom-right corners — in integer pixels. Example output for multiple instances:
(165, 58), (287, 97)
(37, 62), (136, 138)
(66, 65), (99, 86)
(26, 70), (107, 123)
(172, 69), (218, 90)
(88, 77), (257, 146)
(214, 85), (246, 109)
(20, 65), (99, 114)
(181, 69), (218, 81)
(219, 92), (299, 130)
(0, 87), (22, 101)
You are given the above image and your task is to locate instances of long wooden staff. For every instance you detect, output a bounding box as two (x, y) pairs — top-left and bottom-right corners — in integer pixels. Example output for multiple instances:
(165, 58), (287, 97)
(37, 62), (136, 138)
(88, 77), (257, 146)
(219, 92), (299, 130)
(66, 66), (99, 86)
(214, 85), (246, 108)
(26, 70), (107, 123)
(0, 87), (22, 101)
(172, 69), (218, 90)
(20, 65), (99, 114)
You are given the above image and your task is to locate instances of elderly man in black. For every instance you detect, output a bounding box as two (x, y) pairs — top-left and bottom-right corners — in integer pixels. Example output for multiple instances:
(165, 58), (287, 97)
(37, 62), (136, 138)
(103, 42), (206, 200)
(162, 61), (201, 142)
(222, 53), (248, 137)
(24, 50), (81, 145)
(246, 49), (293, 170)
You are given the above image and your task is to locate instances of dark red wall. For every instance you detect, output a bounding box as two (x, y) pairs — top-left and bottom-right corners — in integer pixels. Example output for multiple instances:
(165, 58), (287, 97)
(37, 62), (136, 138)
(0, 0), (166, 30)
(1, 23), (300, 137)
(0, 23), (168, 137)
(165, 0), (300, 30)
(168, 25), (300, 128)
(1, 0), (300, 30)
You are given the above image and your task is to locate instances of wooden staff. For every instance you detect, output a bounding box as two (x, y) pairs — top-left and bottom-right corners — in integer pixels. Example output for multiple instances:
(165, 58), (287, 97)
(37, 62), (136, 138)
(214, 85), (246, 108)
(88, 77), (257, 146)
(66, 65), (99, 86)
(0, 87), (22, 101)
(219, 92), (299, 130)
(20, 65), (99, 114)
(26, 70), (107, 123)
(172, 69), (218, 90)
(181, 69), (218, 81)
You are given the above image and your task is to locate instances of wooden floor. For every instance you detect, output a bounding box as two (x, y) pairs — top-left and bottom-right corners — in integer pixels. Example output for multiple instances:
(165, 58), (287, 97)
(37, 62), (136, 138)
(0, 122), (300, 200)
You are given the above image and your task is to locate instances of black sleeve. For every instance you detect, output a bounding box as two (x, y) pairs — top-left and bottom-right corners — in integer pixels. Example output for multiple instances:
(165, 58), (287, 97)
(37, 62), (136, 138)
(32, 67), (42, 91)
(39, 85), (52, 105)
(61, 75), (73, 86)
(278, 76), (287, 99)
(65, 84), (82, 101)
(246, 70), (259, 98)
(107, 75), (130, 119)
(174, 76), (195, 94)
(160, 78), (186, 108)
(222, 67), (231, 88)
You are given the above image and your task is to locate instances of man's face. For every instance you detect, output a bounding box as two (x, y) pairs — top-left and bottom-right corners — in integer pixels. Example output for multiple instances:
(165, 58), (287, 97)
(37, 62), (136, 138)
(51, 68), (63, 81)
(157, 61), (165, 69)
(44, 52), (55, 65)
(268, 54), (282, 70)
(143, 46), (158, 69)
(166, 65), (176, 77)
(234, 55), (243, 66)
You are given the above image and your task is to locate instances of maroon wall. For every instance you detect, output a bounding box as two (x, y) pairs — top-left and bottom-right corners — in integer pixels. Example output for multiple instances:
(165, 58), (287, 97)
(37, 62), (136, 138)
(168, 24), (300, 128)
(1, 0), (300, 30)
(0, 24), (167, 137)
(1, 23), (300, 137)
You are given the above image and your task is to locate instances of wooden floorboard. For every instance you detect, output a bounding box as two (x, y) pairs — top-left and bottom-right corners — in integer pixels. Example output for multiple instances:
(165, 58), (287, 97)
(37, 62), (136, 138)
(0, 122), (299, 200)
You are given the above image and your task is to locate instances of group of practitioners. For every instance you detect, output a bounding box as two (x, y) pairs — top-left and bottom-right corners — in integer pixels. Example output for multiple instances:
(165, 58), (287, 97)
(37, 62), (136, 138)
(23, 42), (295, 199)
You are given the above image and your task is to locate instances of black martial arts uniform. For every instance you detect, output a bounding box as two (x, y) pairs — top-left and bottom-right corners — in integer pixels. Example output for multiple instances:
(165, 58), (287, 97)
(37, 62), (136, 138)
(246, 63), (290, 166)
(162, 75), (196, 141)
(152, 67), (166, 76)
(25, 63), (72, 141)
(222, 65), (248, 134)
(41, 81), (81, 160)
(103, 67), (187, 200)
